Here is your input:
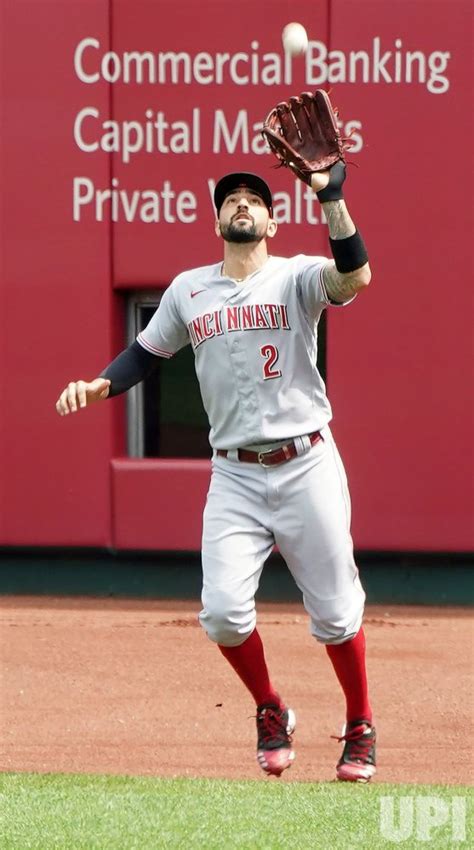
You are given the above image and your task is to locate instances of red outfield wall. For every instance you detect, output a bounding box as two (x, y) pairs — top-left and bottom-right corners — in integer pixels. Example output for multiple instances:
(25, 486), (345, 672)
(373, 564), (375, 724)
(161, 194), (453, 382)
(1, 0), (472, 551)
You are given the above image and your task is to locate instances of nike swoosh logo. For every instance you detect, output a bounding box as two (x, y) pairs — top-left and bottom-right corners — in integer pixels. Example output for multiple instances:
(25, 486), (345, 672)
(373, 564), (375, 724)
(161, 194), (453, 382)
(190, 289), (206, 298)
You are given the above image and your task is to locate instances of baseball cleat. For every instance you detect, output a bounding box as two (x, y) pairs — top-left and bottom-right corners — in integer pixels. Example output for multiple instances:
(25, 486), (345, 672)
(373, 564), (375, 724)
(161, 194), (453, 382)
(334, 720), (376, 782)
(256, 702), (296, 777)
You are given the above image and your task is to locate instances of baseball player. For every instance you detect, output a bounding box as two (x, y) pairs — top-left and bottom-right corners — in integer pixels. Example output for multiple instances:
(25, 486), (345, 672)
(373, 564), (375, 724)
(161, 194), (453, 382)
(56, 153), (376, 781)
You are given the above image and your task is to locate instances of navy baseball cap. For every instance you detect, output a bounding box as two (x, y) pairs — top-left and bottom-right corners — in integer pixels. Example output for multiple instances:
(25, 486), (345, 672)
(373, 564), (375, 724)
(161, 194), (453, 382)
(214, 172), (273, 214)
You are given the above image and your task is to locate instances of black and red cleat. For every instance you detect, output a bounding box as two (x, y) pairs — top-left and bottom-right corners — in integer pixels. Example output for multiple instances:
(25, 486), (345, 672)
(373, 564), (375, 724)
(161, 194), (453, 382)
(334, 719), (376, 782)
(256, 702), (296, 777)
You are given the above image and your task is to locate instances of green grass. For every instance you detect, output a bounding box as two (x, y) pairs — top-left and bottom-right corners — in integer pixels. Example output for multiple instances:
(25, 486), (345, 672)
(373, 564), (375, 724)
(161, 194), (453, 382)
(0, 773), (472, 850)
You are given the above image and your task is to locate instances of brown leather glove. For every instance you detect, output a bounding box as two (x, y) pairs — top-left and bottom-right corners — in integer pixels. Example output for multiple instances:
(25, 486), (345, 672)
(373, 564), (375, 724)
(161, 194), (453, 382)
(262, 90), (352, 188)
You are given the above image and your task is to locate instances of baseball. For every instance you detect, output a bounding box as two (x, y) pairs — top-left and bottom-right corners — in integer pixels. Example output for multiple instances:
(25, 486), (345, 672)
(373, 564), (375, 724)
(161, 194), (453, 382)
(282, 22), (309, 55)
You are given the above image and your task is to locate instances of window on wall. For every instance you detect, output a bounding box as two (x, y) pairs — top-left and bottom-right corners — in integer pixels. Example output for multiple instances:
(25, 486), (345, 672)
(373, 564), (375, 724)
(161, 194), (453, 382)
(127, 292), (211, 459)
(126, 291), (327, 459)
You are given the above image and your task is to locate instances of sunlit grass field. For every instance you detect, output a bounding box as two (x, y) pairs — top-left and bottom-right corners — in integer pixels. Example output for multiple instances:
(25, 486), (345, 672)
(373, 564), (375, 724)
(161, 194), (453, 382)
(1, 773), (472, 850)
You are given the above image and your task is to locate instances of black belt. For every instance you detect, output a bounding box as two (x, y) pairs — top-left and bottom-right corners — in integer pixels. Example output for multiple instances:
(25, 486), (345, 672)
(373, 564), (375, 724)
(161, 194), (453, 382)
(216, 430), (321, 468)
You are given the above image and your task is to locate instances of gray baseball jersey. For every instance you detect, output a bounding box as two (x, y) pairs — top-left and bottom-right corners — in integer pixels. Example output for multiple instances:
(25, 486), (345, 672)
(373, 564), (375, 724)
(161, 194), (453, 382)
(137, 255), (352, 450)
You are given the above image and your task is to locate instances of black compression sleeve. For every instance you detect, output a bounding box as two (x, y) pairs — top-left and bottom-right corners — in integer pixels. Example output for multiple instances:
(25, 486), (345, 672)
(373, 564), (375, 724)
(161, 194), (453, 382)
(99, 340), (161, 397)
(329, 230), (369, 273)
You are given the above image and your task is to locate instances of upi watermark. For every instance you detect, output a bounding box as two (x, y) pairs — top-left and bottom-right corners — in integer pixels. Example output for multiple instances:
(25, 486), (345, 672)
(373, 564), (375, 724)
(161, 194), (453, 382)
(380, 795), (467, 843)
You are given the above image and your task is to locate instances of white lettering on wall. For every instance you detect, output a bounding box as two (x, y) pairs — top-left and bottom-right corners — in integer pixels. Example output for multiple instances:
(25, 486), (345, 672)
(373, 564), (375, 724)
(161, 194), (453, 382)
(73, 178), (198, 223)
(73, 36), (450, 93)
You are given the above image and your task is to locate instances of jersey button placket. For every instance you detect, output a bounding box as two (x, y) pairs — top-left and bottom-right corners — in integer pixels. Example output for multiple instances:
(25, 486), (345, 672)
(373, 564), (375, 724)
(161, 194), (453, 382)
(227, 335), (259, 431)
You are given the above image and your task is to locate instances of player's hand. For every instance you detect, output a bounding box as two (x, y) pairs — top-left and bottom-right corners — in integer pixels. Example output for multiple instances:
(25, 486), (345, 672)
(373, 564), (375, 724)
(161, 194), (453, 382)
(55, 378), (111, 416)
(310, 170), (330, 193)
(312, 162), (346, 202)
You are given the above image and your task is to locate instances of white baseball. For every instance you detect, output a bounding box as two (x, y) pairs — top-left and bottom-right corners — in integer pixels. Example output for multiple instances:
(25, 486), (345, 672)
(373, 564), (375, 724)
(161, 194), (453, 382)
(282, 22), (309, 56)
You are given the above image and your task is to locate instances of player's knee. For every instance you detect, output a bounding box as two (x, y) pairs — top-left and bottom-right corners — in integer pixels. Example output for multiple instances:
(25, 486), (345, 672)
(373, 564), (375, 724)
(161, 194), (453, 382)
(199, 587), (256, 646)
(310, 603), (364, 644)
(312, 623), (360, 644)
(305, 581), (365, 644)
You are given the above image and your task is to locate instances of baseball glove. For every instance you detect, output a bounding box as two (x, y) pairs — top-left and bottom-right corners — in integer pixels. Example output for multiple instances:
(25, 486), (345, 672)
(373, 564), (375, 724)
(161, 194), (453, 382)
(262, 90), (351, 186)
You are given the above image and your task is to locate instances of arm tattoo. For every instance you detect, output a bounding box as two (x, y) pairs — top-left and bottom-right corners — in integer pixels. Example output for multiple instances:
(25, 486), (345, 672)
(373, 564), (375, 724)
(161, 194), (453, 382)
(322, 200), (370, 302)
(323, 200), (356, 239)
(323, 261), (361, 303)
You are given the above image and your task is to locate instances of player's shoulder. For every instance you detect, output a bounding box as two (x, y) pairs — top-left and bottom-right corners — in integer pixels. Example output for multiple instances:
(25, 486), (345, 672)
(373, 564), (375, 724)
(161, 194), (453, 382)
(173, 261), (222, 283)
(267, 254), (329, 277)
(167, 262), (222, 295)
(292, 253), (330, 270)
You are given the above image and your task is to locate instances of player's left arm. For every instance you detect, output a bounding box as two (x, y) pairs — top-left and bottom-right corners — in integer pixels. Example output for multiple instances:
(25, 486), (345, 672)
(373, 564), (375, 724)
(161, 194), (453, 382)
(312, 170), (371, 304)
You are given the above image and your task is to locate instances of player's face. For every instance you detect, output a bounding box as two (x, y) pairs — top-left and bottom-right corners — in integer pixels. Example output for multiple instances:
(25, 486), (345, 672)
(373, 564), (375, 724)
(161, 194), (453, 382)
(217, 190), (273, 244)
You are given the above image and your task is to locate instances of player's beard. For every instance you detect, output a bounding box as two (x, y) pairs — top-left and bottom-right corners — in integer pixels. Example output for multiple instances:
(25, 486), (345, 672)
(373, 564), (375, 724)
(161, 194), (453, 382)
(219, 219), (266, 244)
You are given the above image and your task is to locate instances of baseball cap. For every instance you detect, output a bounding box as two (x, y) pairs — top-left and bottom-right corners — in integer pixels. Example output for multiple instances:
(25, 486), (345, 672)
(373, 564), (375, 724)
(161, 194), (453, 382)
(214, 172), (273, 214)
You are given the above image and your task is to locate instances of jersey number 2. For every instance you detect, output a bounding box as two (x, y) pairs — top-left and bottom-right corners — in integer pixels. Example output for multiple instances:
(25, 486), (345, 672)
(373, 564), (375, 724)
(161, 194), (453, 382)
(260, 344), (282, 380)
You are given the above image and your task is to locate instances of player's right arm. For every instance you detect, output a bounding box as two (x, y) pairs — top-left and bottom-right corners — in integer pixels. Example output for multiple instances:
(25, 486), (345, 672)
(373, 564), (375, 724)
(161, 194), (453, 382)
(55, 341), (160, 416)
(56, 281), (188, 416)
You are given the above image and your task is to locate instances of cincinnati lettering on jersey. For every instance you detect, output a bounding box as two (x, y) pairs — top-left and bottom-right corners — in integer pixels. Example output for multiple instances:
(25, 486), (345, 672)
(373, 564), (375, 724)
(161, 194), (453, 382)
(187, 303), (290, 349)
